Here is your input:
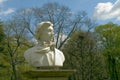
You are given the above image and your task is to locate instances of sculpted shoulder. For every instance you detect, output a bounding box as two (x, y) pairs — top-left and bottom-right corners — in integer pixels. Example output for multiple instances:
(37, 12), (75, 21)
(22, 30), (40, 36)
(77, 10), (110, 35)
(24, 46), (36, 54)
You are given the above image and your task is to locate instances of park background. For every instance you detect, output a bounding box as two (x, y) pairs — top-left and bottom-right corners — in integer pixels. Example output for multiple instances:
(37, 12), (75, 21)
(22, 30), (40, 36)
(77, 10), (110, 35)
(0, 0), (120, 80)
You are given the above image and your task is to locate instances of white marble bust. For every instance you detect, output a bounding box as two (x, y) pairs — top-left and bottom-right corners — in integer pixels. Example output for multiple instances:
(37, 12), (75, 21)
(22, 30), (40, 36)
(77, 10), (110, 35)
(24, 21), (65, 68)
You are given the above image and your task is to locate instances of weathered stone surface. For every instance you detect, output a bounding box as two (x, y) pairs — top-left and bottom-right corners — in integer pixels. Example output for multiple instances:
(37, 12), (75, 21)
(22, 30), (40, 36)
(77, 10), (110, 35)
(23, 70), (76, 80)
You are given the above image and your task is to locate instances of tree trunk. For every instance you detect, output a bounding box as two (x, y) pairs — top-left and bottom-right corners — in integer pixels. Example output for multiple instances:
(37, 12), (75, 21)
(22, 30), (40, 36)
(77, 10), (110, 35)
(11, 57), (17, 80)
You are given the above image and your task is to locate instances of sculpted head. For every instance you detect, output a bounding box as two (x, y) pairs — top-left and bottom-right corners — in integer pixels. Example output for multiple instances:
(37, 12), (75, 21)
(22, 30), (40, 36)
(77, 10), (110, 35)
(35, 21), (54, 42)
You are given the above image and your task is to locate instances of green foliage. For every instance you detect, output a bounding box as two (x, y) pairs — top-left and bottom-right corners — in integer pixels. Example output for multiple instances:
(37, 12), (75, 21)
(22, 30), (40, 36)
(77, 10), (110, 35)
(63, 30), (106, 80)
(0, 2), (115, 80)
(95, 22), (120, 80)
(0, 20), (33, 80)
(0, 21), (5, 52)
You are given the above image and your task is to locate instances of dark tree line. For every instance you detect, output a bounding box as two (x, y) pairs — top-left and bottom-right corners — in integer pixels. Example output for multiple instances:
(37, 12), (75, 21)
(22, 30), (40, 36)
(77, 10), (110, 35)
(63, 30), (106, 80)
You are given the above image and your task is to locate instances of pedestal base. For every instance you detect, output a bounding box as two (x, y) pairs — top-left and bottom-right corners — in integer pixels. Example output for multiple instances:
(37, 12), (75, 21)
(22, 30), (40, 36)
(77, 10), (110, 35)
(23, 70), (76, 80)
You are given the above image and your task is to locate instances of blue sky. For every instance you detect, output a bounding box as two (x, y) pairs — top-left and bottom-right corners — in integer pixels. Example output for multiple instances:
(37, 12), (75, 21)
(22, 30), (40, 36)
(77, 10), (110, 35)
(0, 0), (119, 24)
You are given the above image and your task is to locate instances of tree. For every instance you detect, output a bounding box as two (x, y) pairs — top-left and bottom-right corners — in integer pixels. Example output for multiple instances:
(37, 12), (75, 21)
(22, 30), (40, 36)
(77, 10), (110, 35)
(0, 20), (5, 52)
(3, 20), (31, 80)
(63, 30), (106, 80)
(2, 2), (98, 80)
(0, 20), (10, 80)
(95, 22), (120, 80)
(10, 2), (90, 49)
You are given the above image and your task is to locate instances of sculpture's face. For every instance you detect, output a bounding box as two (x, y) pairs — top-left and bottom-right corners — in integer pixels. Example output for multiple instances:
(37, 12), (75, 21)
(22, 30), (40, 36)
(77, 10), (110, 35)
(35, 22), (54, 43)
(40, 25), (54, 42)
(43, 26), (53, 37)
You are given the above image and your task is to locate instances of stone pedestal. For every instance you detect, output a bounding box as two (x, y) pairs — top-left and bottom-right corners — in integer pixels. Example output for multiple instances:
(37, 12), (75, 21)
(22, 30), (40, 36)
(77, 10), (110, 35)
(23, 70), (76, 80)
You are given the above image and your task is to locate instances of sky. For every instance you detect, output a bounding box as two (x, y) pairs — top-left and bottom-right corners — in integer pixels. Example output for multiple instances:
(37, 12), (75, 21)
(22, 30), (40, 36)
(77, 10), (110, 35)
(0, 0), (119, 25)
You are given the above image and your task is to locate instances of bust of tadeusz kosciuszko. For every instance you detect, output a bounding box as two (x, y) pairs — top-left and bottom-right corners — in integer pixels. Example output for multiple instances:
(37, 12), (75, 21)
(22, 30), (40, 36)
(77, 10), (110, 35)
(24, 21), (65, 67)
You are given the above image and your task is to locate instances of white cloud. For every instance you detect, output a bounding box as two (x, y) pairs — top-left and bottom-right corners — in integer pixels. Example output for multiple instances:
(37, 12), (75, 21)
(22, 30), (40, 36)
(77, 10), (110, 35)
(0, 0), (7, 3)
(0, 0), (15, 16)
(93, 0), (120, 21)
(0, 0), (7, 6)
(0, 8), (15, 15)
